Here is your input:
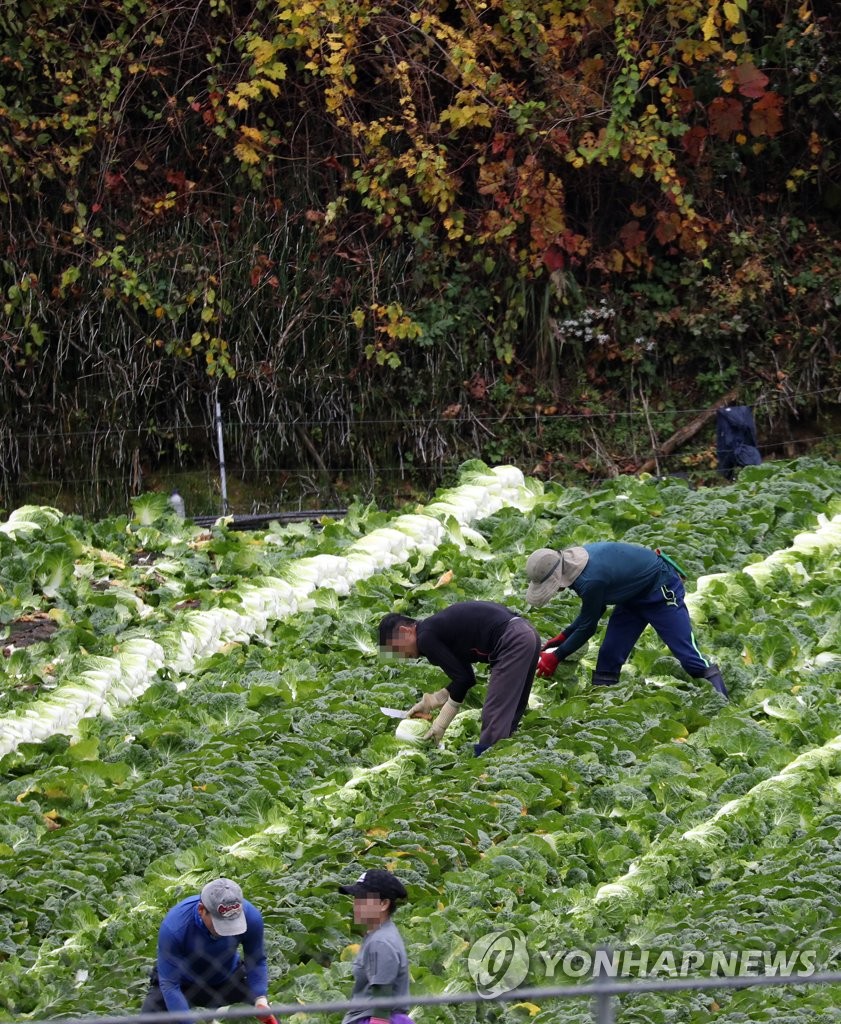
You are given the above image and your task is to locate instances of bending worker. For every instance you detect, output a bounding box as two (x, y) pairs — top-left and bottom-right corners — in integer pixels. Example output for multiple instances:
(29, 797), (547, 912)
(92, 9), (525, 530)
(141, 877), (277, 1024)
(524, 542), (728, 697)
(378, 600), (541, 755)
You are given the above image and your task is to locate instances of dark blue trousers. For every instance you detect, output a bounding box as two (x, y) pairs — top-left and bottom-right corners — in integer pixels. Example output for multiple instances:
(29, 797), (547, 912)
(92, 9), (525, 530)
(595, 572), (710, 677)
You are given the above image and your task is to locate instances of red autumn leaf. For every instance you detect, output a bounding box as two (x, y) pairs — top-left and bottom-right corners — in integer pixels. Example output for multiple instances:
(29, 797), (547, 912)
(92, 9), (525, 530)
(558, 230), (587, 255)
(618, 220), (646, 251)
(466, 373), (488, 400)
(543, 244), (565, 272)
(653, 211), (682, 246)
(734, 62), (770, 100)
(672, 87), (696, 116)
(749, 91), (784, 138)
(681, 125), (708, 163)
(708, 97), (743, 140)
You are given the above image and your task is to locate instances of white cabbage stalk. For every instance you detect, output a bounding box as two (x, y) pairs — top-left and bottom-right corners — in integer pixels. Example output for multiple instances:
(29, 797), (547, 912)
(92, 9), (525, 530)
(0, 465), (535, 754)
(806, 651), (841, 669)
(395, 718), (430, 743)
(694, 572), (729, 592)
(580, 728), (841, 920)
(687, 508), (841, 617)
(0, 504), (64, 537)
(0, 639), (165, 755)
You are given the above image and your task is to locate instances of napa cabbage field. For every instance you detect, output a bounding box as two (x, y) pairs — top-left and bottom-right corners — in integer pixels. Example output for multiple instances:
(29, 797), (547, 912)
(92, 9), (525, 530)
(1, 458), (840, 1024)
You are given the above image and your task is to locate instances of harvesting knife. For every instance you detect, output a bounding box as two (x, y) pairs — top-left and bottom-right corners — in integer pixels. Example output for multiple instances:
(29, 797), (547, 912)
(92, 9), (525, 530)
(379, 706), (410, 719)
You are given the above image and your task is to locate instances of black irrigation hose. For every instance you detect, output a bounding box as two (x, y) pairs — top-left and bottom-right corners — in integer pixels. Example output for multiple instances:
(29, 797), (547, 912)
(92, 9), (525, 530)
(189, 510), (347, 530)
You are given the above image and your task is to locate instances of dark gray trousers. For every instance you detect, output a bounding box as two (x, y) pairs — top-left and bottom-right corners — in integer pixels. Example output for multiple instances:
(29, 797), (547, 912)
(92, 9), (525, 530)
(478, 617), (541, 748)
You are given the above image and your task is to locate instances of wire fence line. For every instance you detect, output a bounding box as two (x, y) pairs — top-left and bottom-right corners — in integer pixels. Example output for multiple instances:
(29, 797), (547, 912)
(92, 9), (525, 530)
(3, 385), (836, 517)
(5, 433), (839, 492)
(5, 384), (840, 441)
(5, 967), (841, 1024)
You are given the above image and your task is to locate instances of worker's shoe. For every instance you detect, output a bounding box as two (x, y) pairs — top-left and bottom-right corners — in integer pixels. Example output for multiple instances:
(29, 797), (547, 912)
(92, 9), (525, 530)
(703, 664), (729, 698)
(592, 669), (621, 687)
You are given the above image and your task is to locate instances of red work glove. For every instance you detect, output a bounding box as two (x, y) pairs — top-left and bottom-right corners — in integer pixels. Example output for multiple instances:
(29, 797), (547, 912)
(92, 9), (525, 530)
(541, 632), (566, 651)
(536, 650), (560, 678)
(255, 1000), (279, 1024)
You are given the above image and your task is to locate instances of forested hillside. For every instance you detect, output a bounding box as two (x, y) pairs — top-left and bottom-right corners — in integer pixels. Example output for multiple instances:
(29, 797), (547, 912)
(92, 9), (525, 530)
(1, 0), (839, 513)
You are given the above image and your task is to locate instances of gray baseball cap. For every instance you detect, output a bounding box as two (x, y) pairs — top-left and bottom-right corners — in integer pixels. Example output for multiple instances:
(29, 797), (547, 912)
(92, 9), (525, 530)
(525, 546), (589, 606)
(200, 878), (248, 936)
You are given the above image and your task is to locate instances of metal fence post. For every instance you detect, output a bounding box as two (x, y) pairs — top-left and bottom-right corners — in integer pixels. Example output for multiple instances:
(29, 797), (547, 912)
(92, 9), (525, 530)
(592, 947), (616, 1024)
(214, 394), (229, 515)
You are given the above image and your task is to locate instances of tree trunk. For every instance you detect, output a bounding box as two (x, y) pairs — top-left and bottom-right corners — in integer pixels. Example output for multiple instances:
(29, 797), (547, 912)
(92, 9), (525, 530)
(635, 388), (741, 475)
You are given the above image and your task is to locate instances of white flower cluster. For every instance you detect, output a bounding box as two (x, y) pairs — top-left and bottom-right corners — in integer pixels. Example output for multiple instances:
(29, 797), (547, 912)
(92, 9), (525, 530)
(553, 301), (616, 347)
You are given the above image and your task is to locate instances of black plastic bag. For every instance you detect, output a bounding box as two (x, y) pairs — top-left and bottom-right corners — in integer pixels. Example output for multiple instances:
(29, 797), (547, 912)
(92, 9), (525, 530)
(716, 405), (762, 479)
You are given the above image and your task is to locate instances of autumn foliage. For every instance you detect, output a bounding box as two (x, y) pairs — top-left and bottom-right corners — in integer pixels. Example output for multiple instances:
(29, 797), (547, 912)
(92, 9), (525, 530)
(0, 0), (838, 506)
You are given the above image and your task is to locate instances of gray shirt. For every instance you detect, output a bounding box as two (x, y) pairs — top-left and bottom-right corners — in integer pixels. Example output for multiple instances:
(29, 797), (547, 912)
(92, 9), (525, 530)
(341, 920), (410, 1024)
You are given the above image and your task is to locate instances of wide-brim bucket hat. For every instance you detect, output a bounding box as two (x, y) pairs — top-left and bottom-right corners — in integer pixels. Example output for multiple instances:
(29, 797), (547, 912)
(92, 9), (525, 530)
(525, 546), (589, 607)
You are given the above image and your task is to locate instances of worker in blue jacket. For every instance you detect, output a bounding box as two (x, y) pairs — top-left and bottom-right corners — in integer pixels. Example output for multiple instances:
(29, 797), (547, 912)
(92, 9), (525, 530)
(524, 542), (727, 697)
(141, 877), (278, 1024)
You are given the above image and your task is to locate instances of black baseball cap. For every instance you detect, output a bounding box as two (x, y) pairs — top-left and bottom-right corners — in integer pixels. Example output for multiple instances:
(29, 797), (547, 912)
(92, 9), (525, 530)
(339, 869), (408, 900)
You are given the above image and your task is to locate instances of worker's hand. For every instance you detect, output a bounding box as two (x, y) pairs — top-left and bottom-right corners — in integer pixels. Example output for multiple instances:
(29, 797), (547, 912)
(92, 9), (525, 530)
(536, 650), (560, 678)
(542, 632), (566, 651)
(409, 687), (449, 718)
(255, 999), (279, 1024)
(424, 698), (462, 744)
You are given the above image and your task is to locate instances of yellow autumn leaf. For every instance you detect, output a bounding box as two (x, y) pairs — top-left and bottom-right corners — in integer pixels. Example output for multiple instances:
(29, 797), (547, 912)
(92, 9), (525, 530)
(240, 125), (265, 143)
(234, 142), (261, 165)
(723, 2), (740, 23)
(701, 7), (718, 40)
(249, 38), (276, 66)
(255, 77), (281, 96)
(731, 30), (748, 43)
